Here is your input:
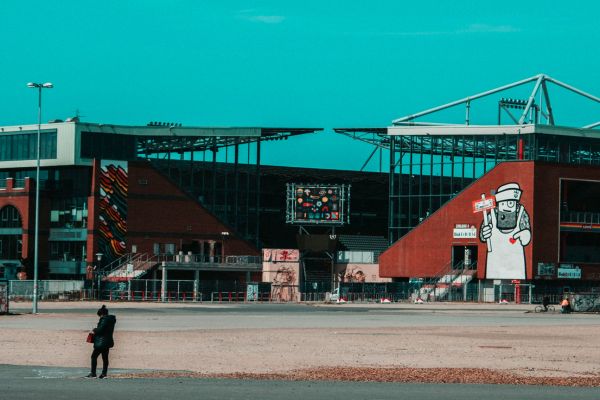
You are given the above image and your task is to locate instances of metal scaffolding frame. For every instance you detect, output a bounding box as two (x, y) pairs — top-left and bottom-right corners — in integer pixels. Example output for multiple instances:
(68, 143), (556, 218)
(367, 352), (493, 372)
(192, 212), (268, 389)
(392, 73), (600, 128)
(335, 74), (600, 244)
(137, 127), (322, 247)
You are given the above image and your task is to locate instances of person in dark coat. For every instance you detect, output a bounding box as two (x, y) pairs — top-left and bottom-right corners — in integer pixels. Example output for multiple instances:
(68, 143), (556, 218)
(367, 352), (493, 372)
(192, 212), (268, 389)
(86, 305), (116, 378)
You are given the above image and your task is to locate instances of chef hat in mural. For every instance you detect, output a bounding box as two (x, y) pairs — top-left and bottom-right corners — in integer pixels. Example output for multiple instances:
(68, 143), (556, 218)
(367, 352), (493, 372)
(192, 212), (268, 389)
(494, 182), (522, 202)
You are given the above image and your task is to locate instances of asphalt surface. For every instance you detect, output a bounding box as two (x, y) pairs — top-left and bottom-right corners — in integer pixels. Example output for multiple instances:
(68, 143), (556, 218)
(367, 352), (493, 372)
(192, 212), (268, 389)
(5, 302), (599, 331)
(2, 364), (599, 400)
(4, 302), (599, 398)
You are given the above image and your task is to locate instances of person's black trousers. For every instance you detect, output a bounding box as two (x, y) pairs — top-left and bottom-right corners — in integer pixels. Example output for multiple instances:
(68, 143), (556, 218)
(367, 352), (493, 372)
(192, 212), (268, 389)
(91, 348), (110, 375)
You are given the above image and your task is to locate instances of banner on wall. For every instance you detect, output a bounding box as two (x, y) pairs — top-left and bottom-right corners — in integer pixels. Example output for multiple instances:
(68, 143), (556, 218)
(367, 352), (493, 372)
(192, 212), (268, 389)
(262, 249), (300, 262)
(557, 266), (581, 279)
(98, 160), (128, 263)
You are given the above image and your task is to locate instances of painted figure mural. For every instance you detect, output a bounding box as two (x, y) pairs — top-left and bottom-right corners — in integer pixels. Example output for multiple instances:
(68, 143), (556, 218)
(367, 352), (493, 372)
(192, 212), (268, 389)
(271, 266), (297, 301)
(479, 183), (531, 279)
(98, 161), (128, 263)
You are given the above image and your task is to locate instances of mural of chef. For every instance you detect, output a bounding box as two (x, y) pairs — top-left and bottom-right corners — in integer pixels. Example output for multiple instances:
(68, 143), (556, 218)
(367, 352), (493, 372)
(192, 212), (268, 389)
(479, 182), (531, 279)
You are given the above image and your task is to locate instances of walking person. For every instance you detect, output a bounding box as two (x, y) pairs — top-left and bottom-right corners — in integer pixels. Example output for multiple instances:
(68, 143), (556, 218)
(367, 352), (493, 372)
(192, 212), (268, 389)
(86, 305), (117, 378)
(561, 297), (571, 314)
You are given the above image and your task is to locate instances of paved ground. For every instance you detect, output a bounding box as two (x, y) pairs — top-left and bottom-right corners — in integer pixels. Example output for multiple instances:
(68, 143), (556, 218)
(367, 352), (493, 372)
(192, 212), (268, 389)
(2, 364), (600, 400)
(2, 301), (600, 397)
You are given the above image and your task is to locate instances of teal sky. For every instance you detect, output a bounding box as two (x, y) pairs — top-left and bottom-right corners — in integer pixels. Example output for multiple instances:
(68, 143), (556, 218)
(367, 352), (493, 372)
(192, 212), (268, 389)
(1, 1), (599, 170)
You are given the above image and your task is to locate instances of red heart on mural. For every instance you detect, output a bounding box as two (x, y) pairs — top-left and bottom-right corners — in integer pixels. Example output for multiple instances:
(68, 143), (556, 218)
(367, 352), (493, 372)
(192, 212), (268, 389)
(509, 237), (517, 244)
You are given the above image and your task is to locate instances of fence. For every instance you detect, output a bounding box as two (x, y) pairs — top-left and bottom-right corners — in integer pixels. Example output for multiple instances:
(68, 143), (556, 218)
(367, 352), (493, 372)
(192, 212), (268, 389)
(7, 279), (595, 305)
(8, 280), (87, 300)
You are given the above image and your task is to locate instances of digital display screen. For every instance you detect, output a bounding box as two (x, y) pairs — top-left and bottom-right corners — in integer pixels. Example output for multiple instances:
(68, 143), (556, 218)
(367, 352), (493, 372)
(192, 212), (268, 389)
(286, 184), (349, 225)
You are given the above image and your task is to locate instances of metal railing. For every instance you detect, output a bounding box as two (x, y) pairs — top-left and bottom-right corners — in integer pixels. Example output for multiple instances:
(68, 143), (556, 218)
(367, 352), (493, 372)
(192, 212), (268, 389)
(561, 211), (600, 224)
(8, 280), (86, 300)
(158, 253), (262, 265)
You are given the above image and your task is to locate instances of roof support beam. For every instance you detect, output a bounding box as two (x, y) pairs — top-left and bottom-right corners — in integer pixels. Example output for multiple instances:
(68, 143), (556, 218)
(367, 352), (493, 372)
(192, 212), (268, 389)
(546, 76), (600, 103)
(392, 74), (541, 125)
(541, 80), (555, 125)
(518, 74), (544, 124)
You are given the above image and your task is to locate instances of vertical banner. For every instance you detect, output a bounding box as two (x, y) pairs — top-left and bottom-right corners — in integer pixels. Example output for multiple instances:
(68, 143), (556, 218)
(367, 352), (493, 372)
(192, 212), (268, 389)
(98, 161), (128, 263)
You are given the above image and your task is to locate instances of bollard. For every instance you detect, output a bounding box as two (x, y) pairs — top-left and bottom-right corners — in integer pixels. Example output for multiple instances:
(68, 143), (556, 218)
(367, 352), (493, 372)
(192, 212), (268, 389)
(228, 292), (232, 302)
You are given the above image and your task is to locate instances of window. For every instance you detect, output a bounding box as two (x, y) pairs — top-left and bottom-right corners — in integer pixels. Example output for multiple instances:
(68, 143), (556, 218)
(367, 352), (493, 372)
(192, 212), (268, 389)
(49, 197), (89, 228)
(337, 251), (375, 264)
(80, 131), (136, 160)
(165, 243), (176, 255)
(48, 241), (86, 261)
(0, 130), (57, 161)
(0, 206), (22, 228)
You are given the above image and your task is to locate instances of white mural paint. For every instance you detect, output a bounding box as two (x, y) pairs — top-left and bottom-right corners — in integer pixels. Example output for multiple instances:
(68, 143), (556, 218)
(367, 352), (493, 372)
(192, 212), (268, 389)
(479, 183), (531, 279)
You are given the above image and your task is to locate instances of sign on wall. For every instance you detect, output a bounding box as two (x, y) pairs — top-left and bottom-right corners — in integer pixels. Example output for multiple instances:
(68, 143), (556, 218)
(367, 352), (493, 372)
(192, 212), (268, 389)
(453, 224), (477, 239)
(557, 266), (582, 279)
(537, 263), (556, 277)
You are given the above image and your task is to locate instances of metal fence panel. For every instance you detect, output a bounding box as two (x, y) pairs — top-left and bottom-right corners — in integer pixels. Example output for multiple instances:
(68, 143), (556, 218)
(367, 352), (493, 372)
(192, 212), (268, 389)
(0, 281), (8, 313)
(9, 280), (85, 300)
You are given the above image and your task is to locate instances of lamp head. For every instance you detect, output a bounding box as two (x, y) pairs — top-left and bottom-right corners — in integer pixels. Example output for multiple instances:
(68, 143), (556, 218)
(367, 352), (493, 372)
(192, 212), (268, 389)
(27, 82), (37, 88)
(42, 82), (53, 88)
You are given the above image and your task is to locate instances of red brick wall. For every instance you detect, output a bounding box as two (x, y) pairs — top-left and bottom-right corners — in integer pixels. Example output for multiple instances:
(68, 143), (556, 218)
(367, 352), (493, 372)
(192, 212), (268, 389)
(532, 163), (600, 280)
(379, 161), (535, 279)
(0, 178), (50, 277)
(110, 160), (259, 256)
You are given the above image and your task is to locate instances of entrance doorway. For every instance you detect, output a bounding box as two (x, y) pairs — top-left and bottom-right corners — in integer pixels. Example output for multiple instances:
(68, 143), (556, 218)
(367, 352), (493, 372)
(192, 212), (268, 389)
(452, 245), (478, 269)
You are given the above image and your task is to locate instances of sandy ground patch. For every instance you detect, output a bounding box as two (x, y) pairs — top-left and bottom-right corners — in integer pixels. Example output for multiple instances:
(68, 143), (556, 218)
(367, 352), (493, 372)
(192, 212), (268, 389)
(2, 302), (599, 385)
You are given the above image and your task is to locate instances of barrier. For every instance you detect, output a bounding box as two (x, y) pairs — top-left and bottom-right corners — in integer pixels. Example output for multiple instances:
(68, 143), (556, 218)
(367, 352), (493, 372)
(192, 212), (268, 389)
(8, 280), (86, 300)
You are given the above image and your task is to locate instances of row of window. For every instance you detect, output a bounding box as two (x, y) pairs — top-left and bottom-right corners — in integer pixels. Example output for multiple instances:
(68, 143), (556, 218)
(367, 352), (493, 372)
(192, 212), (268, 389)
(0, 130), (57, 161)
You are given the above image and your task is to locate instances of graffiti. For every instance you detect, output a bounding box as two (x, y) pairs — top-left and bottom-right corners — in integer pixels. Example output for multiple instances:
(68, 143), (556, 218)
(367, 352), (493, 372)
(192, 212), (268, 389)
(479, 183), (531, 279)
(98, 162), (128, 263)
(270, 266), (297, 301)
(263, 249), (300, 262)
(344, 267), (366, 283)
(573, 294), (600, 312)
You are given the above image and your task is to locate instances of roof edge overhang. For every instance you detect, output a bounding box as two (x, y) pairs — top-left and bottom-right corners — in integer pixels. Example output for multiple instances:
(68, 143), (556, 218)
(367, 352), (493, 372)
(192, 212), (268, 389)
(0, 122), (322, 138)
(387, 123), (600, 138)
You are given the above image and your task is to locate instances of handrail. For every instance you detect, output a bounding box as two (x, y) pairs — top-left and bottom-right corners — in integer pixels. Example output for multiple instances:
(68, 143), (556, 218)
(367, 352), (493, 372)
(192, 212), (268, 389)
(420, 260), (453, 287)
(102, 252), (261, 278)
(158, 253), (262, 265)
(98, 253), (140, 276)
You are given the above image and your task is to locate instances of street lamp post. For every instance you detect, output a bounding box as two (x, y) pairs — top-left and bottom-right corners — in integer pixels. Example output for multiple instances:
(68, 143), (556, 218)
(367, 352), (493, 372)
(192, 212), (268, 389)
(95, 253), (104, 300)
(27, 82), (53, 314)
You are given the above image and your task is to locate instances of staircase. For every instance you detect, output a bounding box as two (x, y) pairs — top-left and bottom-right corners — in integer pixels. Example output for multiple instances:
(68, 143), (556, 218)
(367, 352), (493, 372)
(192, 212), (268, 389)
(302, 258), (333, 291)
(102, 253), (159, 282)
(415, 262), (476, 301)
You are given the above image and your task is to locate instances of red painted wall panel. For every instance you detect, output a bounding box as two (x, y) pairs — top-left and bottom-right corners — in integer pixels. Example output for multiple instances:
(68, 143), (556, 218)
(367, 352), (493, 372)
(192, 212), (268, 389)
(119, 161), (259, 256)
(532, 163), (600, 280)
(380, 161), (535, 279)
